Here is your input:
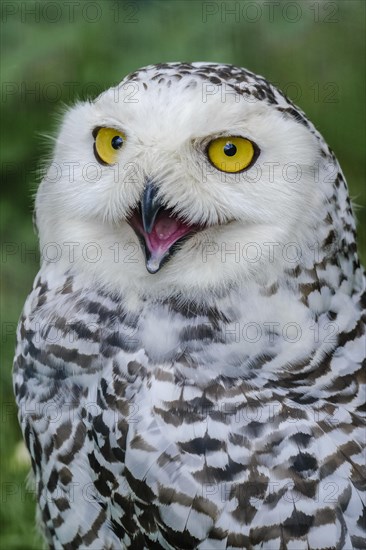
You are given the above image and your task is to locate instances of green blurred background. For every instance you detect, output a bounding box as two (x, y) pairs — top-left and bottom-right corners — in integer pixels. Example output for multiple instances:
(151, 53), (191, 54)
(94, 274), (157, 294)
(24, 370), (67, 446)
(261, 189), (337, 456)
(1, 0), (365, 547)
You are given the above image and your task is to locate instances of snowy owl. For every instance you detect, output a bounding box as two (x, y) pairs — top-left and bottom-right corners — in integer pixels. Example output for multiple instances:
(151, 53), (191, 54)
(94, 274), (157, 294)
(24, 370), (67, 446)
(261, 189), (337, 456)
(13, 63), (365, 549)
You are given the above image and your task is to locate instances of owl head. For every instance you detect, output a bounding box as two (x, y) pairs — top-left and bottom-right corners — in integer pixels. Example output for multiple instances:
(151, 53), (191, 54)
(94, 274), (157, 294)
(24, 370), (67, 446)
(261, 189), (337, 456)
(35, 63), (356, 300)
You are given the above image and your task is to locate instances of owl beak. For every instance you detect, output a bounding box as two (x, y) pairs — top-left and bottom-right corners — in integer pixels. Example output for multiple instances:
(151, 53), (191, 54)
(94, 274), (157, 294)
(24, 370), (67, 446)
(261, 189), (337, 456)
(140, 181), (162, 234)
(127, 180), (199, 274)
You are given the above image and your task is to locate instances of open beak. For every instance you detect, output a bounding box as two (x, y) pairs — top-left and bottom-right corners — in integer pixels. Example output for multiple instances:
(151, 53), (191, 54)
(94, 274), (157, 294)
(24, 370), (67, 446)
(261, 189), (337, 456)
(127, 181), (199, 274)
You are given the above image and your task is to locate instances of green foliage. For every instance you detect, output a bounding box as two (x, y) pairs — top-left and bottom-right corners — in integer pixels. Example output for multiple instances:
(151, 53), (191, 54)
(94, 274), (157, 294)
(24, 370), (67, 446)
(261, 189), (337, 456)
(1, 1), (365, 547)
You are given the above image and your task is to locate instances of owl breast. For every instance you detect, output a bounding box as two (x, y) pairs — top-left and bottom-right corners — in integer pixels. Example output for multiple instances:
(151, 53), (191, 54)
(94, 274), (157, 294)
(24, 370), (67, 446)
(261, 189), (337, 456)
(14, 265), (365, 549)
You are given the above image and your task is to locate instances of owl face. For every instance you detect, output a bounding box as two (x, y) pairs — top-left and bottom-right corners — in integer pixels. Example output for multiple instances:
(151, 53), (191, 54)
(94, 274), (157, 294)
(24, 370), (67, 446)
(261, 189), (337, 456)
(36, 63), (325, 298)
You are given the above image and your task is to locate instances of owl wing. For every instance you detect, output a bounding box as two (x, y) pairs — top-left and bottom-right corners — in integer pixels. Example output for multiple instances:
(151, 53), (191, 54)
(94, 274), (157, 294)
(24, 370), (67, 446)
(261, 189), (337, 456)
(13, 271), (126, 548)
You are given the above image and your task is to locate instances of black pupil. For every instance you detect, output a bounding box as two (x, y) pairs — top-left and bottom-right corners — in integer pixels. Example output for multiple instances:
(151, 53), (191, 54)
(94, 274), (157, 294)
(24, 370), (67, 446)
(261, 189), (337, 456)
(111, 135), (123, 149)
(224, 143), (237, 157)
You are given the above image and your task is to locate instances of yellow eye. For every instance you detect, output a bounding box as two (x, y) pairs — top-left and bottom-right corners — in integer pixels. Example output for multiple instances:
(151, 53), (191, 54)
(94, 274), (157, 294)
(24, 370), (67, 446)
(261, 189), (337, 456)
(94, 127), (126, 165)
(207, 136), (256, 173)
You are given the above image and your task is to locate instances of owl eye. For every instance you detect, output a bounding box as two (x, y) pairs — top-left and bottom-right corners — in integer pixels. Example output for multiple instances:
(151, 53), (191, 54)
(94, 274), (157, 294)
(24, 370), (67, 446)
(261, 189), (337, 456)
(93, 127), (126, 165)
(207, 136), (257, 173)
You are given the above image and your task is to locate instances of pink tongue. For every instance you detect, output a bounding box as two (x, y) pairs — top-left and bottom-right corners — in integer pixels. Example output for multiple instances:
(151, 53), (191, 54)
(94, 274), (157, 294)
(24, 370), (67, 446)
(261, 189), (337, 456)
(144, 211), (192, 272)
(154, 217), (179, 240)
